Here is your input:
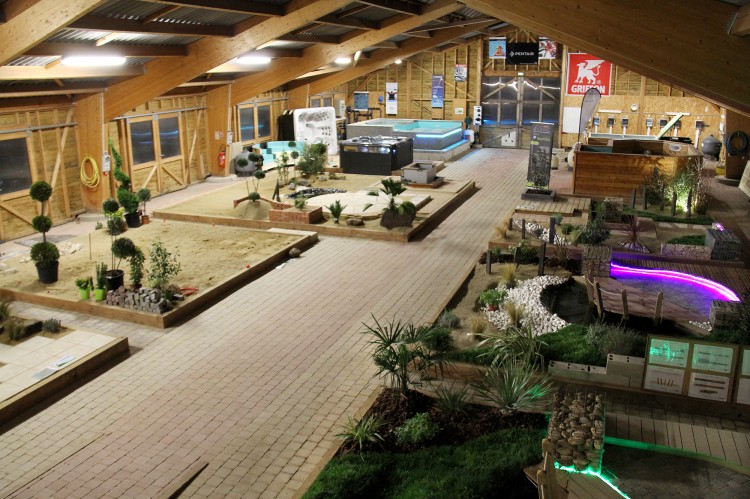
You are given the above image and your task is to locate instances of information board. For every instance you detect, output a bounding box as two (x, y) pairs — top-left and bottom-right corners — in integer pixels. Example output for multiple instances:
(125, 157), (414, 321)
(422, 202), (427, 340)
(734, 347), (750, 405)
(526, 122), (554, 188)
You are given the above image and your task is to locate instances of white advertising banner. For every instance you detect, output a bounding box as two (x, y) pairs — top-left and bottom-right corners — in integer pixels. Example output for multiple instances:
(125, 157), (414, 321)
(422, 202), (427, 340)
(385, 82), (398, 115)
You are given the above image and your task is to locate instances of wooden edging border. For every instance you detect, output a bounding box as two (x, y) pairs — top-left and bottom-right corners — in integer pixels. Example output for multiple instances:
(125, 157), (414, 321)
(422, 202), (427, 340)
(153, 181), (476, 244)
(0, 232), (318, 329)
(0, 335), (130, 429)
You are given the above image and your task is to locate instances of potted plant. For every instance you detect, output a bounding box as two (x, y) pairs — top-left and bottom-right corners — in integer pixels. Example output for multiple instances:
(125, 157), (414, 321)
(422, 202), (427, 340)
(275, 152), (291, 185)
(94, 263), (107, 301)
(148, 241), (181, 295)
(75, 277), (93, 300)
(102, 198), (126, 235)
(118, 188), (141, 228)
(297, 143), (327, 177)
(365, 178), (416, 229)
(107, 237), (137, 291)
(479, 289), (507, 311)
(29, 181), (60, 283)
(130, 247), (145, 288)
(136, 188), (151, 224)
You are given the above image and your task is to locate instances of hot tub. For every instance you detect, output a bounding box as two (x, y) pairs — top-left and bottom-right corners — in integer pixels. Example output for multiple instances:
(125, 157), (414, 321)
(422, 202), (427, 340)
(347, 119), (464, 151)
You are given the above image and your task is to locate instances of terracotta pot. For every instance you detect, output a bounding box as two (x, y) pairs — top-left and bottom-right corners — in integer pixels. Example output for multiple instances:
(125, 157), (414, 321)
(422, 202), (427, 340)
(141, 214), (150, 224)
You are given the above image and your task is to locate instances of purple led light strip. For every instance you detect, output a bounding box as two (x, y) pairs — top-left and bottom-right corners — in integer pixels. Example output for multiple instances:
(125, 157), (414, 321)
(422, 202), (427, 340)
(610, 263), (740, 302)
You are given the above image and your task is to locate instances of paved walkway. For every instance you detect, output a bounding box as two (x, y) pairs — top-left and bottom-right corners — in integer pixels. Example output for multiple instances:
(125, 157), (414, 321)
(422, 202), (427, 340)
(0, 148), (529, 498)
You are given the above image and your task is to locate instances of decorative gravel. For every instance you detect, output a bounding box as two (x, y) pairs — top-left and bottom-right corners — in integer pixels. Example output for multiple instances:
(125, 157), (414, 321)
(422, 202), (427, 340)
(287, 188), (347, 199)
(484, 275), (569, 335)
(512, 219), (568, 245)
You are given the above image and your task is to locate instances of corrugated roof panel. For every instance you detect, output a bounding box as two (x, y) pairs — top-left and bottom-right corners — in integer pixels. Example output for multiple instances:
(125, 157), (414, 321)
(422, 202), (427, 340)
(7, 56), (59, 66)
(300, 24), (352, 37)
(92, 0), (252, 26)
(48, 29), (111, 43)
(47, 29), (198, 46)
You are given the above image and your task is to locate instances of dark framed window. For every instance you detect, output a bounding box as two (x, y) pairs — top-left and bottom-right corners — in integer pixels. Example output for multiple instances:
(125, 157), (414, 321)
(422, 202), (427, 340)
(256, 105), (271, 139)
(239, 106), (255, 142)
(158, 116), (181, 158)
(0, 136), (33, 195)
(129, 120), (155, 165)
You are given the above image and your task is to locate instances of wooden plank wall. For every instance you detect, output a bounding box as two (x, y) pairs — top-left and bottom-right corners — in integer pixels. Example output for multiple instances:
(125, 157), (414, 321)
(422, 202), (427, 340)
(343, 39), (481, 121)
(562, 52), (722, 148)
(0, 104), (83, 241)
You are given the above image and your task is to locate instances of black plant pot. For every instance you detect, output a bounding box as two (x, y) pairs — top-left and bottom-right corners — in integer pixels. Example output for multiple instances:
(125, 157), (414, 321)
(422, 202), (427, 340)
(35, 261), (59, 284)
(125, 212), (141, 228)
(105, 269), (125, 291)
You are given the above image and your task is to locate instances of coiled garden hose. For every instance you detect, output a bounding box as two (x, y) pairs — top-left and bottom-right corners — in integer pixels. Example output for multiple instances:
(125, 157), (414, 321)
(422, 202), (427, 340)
(726, 130), (749, 156)
(80, 154), (100, 188)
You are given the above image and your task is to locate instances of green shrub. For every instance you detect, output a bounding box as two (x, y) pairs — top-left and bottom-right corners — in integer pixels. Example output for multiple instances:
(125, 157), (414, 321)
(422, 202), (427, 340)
(396, 413), (440, 446)
(102, 198), (119, 213)
(600, 327), (646, 357)
(32, 215), (52, 233)
(479, 324), (545, 369)
(437, 309), (460, 329)
(514, 240), (538, 263)
(29, 181), (53, 202)
(473, 362), (553, 414)
(4, 317), (26, 341)
(479, 288), (507, 308)
(148, 241), (181, 289)
(327, 200), (346, 223)
(0, 300), (11, 322)
(560, 223), (577, 235)
(421, 326), (454, 352)
(666, 234), (705, 246)
(576, 215), (609, 245)
(129, 248), (145, 287)
(336, 415), (384, 453)
(117, 189), (139, 214)
(434, 383), (470, 416)
(30, 242), (59, 265)
(539, 324), (604, 366)
(42, 318), (62, 333)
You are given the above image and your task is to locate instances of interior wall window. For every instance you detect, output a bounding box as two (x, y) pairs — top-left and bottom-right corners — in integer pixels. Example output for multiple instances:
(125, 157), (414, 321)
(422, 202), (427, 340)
(322, 97), (333, 107)
(129, 120), (155, 164)
(310, 97), (321, 108)
(256, 105), (271, 139)
(158, 116), (181, 158)
(239, 106), (255, 142)
(0, 136), (33, 195)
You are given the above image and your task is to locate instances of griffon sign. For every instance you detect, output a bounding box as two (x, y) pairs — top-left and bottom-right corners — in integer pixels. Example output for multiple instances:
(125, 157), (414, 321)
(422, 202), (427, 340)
(566, 53), (612, 96)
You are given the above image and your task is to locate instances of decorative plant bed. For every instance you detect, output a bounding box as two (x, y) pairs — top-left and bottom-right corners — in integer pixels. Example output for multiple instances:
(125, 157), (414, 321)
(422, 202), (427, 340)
(0, 222), (317, 328)
(0, 330), (129, 426)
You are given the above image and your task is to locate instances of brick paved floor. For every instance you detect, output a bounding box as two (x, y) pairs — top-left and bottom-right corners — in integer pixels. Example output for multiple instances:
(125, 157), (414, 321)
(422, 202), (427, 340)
(0, 148), (529, 498)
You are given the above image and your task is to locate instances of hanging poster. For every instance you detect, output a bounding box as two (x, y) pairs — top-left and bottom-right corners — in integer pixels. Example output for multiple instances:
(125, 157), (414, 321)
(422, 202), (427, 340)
(385, 82), (398, 115)
(454, 64), (467, 82)
(507, 42), (538, 64)
(566, 53), (612, 95)
(488, 37), (506, 59)
(431, 75), (444, 108)
(538, 37), (558, 59)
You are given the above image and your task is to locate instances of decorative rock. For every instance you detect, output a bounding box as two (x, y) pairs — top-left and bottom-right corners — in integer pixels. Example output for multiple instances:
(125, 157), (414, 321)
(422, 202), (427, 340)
(548, 390), (605, 472)
(346, 217), (364, 226)
(289, 247), (302, 258)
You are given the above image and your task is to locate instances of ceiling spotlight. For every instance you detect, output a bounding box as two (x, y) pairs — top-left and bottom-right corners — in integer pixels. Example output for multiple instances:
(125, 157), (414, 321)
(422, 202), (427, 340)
(394, 59), (402, 65)
(236, 56), (272, 65)
(335, 57), (352, 65)
(61, 56), (126, 67)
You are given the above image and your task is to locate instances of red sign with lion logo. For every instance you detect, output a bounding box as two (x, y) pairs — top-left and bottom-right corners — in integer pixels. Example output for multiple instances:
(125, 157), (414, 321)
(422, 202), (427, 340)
(566, 53), (612, 96)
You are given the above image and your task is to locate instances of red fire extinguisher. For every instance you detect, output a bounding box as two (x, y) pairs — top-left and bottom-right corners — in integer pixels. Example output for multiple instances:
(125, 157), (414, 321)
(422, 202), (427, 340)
(218, 144), (226, 168)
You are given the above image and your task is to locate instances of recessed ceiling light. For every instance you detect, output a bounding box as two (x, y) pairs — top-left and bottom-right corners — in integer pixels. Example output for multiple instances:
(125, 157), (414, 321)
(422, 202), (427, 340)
(335, 57), (351, 65)
(394, 59), (402, 65)
(61, 56), (126, 67)
(236, 56), (272, 65)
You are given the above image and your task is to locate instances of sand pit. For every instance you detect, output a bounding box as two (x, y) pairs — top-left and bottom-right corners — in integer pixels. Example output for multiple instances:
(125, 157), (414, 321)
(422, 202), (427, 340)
(0, 221), (304, 305)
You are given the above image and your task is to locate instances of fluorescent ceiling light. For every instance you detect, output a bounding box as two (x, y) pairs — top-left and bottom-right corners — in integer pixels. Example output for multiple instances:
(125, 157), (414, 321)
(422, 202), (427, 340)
(61, 56), (126, 67)
(335, 57), (351, 65)
(354, 51), (362, 62)
(395, 59), (402, 64)
(236, 56), (272, 65)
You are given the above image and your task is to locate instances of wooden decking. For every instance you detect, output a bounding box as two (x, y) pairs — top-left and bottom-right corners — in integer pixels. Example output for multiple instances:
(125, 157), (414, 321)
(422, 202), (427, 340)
(515, 196), (591, 216)
(605, 412), (750, 471)
(568, 473), (623, 499)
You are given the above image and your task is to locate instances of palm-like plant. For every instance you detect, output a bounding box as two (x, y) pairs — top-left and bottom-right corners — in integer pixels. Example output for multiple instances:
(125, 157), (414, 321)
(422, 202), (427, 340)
(365, 178), (416, 229)
(622, 214), (648, 252)
(434, 383), (470, 416)
(363, 317), (445, 396)
(473, 362), (553, 414)
(336, 415), (384, 454)
(478, 324), (546, 370)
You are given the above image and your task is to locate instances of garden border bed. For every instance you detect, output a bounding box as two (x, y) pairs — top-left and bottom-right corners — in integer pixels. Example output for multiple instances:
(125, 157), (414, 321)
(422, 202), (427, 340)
(0, 229), (318, 329)
(154, 181), (476, 243)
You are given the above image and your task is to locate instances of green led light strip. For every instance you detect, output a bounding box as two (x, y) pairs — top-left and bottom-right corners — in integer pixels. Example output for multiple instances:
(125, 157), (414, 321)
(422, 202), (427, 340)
(554, 463), (630, 498)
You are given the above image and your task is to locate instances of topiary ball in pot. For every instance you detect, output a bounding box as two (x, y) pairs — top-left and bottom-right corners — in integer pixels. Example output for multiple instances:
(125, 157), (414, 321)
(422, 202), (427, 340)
(102, 198), (119, 214)
(30, 242), (60, 283)
(32, 215), (52, 233)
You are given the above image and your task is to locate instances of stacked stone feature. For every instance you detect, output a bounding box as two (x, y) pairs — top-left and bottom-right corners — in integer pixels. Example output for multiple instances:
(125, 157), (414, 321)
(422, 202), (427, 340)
(105, 286), (179, 314)
(547, 391), (605, 472)
(584, 245), (612, 278)
(706, 228), (741, 261)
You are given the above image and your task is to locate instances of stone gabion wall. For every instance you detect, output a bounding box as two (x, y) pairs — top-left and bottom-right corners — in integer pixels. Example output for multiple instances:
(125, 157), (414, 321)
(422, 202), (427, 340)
(584, 245), (612, 277)
(106, 287), (177, 314)
(547, 391), (605, 472)
(660, 243), (712, 260)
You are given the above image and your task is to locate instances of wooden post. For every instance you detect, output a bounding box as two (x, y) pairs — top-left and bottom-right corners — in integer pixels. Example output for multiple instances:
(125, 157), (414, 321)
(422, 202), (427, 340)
(548, 217), (556, 244)
(486, 249), (492, 275)
(642, 185), (648, 210)
(630, 188), (636, 209)
(538, 242), (546, 276)
(537, 438), (561, 499)
(521, 219), (526, 239)
(594, 280), (604, 318)
(621, 289), (629, 321)
(686, 189), (693, 217)
(654, 291), (663, 325)
(671, 191), (677, 216)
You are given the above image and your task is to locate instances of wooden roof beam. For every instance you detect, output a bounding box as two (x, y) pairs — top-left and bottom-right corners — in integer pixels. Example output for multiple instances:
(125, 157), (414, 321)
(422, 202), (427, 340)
(276, 33), (340, 44)
(230, 0), (460, 105)
(103, 0), (352, 120)
(142, 5), (181, 24)
(25, 43), (188, 58)
(289, 20), (494, 96)
(729, 3), (750, 36)
(0, 81), (106, 98)
(0, 0), (104, 65)
(463, 0), (750, 116)
(151, 0), (283, 17)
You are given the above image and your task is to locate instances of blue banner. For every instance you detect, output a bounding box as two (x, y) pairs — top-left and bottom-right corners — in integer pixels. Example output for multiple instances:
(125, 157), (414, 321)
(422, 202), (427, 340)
(431, 75), (444, 108)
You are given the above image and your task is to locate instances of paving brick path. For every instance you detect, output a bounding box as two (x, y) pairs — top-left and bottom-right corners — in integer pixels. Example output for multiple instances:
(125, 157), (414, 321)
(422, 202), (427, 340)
(0, 149), (529, 498)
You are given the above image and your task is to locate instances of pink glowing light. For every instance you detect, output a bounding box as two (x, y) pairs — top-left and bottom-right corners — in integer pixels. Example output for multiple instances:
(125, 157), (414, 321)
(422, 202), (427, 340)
(610, 263), (740, 302)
